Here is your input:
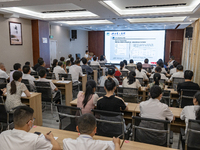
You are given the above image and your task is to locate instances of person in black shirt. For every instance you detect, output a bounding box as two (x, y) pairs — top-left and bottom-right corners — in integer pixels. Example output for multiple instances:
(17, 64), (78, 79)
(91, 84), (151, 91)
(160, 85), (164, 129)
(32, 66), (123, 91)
(177, 70), (200, 94)
(81, 57), (93, 75)
(97, 77), (128, 112)
(36, 60), (49, 73)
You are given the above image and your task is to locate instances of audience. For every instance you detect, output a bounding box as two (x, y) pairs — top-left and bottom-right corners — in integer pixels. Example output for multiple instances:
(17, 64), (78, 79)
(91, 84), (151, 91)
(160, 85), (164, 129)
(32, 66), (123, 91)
(53, 61), (67, 80)
(84, 50), (89, 58)
(99, 67), (119, 87)
(142, 58), (151, 68)
(135, 63), (148, 81)
(81, 58), (93, 75)
(10, 63), (22, 82)
(90, 56), (101, 69)
(177, 70), (200, 93)
(69, 60), (83, 82)
(25, 61), (35, 72)
(51, 59), (58, 71)
(120, 61), (129, 72)
(37, 69), (61, 104)
(5, 71), (31, 111)
(147, 73), (164, 90)
(170, 61), (179, 75)
(122, 71), (141, 90)
(66, 60), (71, 70)
(63, 114), (120, 150)
(0, 106), (61, 150)
(22, 65), (36, 91)
(169, 65), (184, 81)
(150, 66), (168, 81)
(33, 57), (43, 71)
(127, 59), (136, 67)
(36, 60), (49, 73)
(99, 55), (107, 63)
(77, 80), (99, 114)
(0, 62), (9, 80)
(97, 77), (128, 112)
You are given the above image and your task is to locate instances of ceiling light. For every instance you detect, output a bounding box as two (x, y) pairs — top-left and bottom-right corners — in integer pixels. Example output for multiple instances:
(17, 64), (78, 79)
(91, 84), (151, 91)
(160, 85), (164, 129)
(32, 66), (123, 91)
(55, 20), (113, 25)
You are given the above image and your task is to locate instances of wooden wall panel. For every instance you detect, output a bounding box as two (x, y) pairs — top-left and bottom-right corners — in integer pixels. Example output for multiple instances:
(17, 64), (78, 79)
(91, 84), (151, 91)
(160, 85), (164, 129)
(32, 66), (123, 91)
(31, 20), (39, 65)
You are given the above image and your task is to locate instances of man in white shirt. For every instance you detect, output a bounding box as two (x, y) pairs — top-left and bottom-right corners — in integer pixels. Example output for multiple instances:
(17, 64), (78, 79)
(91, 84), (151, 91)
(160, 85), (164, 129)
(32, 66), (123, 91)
(169, 65), (184, 81)
(169, 61), (179, 75)
(150, 66), (168, 81)
(63, 114), (120, 150)
(127, 59), (136, 67)
(38, 69), (61, 104)
(53, 61), (67, 80)
(0, 62), (9, 80)
(69, 60), (83, 82)
(90, 56), (101, 68)
(0, 106), (61, 150)
(22, 65), (36, 91)
(10, 63), (22, 82)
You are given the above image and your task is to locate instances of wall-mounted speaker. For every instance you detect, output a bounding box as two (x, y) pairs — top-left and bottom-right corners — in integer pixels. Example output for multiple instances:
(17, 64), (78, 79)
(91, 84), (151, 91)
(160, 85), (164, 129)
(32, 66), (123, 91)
(185, 27), (193, 38)
(71, 30), (77, 39)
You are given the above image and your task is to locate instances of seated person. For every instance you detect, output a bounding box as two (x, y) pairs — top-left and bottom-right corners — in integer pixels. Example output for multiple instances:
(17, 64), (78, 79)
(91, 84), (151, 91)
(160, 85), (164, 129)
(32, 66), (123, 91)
(63, 114), (120, 150)
(152, 59), (167, 74)
(177, 70), (200, 94)
(70, 57), (75, 65)
(60, 57), (66, 67)
(36, 60), (49, 73)
(169, 65), (184, 82)
(170, 61), (179, 75)
(77, 80), (99, 114)
(37, 69), (61, 104)
(33, 57), (43, 71)
(168, 56), (175, 69)
(5, 71), (31, 111)
(135, 63), (148, 81)
(99, 55), (107, 63)
(99, 67), (119, 87)
(81, 58), (93, 75)
(69, 60), (83, 82)
(25, 61), (35, 72)
(150, 66), (168, 81)
(10, 63), (22, 82)
(51, 59), (58, 72)
(142, 58), (151, 68)
(22, 65), (36, 91)
(66, 60), (71, 70)
(90, 56), (101, 69)
(137, 85), (174, 146)
(84, 50), (89, 58)
(122, 71), (141, 90)
(147, 73), (165, 90)
(113, 65), (122, 77)
(119, 61), (130, 72)
(53, 61), (67, 80)
(123, 60), (127, 66)
(0, 62), (9, 80)
(97, 77), (128, 112)
(0, 106), (61, 150)
(127, 59), (136, 67)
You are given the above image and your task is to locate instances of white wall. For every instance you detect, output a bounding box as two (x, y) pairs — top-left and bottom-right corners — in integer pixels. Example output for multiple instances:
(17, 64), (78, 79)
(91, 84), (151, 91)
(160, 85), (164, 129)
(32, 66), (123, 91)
(0, 15), (33, 72)
(50, 25), (88, 61)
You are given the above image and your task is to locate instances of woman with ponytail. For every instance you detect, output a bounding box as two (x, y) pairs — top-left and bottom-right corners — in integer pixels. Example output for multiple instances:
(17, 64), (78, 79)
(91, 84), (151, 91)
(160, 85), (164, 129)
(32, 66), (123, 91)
(147, 73), (164, 90)
(120, 61), (129, 72)
(135, 63), (148, 81)
(122, 71), (141, 90)
(77, 80), (99, 114)
(5, 71), (31, 111)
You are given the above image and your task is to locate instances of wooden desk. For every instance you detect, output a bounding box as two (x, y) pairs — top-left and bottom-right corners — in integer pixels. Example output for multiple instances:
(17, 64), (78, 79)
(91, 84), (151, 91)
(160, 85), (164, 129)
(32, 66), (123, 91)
(79, 75), (87, 92)
(164, 86), (179, 100)
(30, 126), (177, 150)
(4, 92), (42, 126)
(51, 80), (73, 106)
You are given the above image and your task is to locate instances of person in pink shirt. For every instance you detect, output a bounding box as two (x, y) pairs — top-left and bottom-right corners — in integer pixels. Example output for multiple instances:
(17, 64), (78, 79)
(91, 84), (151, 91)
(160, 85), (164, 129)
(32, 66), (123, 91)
(142, 58), (151, 68)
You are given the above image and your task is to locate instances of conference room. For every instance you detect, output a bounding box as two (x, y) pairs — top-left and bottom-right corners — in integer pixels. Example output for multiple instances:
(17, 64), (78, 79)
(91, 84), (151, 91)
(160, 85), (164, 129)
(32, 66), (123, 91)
(0, 0), (200, 150)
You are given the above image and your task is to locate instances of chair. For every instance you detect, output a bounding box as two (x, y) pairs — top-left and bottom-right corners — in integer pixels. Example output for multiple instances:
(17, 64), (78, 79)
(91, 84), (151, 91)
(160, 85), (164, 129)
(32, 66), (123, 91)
(143, 67), (152, 73)
(100, 63), (106, 67)
(96, 86), (106, 97)
(125, 66), (136, 72)
(21, 79), (31, 91)
(30, 72), (38, 78)
(46, 72), (55, 79)
(121, 71), (129, 77)
(90, 65), (100, 70)
(55, 104), (82, 132)
(91, 109), (126, 139)
(149, 78), (165, 84)
(76, 53), (81, 60)
(179, 119), (200, 150)
(180, 89), (199, 108)
(132, 116), (172, 147)
(172, 77), (185, 91)
(136, 77), (144, 86)
(117, 87), (138, 103)
(0, 78), (7, 89)
(82, 69), (87, 74)
(161, 90), (171, 106)
(58, 73), (72, 80)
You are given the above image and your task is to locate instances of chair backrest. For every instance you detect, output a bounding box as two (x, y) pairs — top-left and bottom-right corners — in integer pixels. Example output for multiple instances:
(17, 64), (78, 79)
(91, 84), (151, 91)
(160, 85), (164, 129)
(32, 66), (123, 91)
(149, 78), (165, 84)
(58, 73), (72, 81)
(0, 101), (13, 125)
(172, 77), (185, 90)
(161, 90), (171, 106)
(34, 81), (53, 102)
(143, 67), (151, 73)
(0, 78), (7, 89)
(90, 65), (100, 70)
(132, 116), (171, 147)
(100, 63), (106, 67)
(121, 71), (129, 77)
(30, 72), (38, 78)
(46, 72), (55, 79)
(117, 87), (138, 103)
(96, 86), (106, 97)
(55, 104), (82, 131)
(21, 79), (31, 91)
(82, 69), (87, 74)
(185, 119), (200, 150)
(125, 66), (136, 72)
(91, 109), (124, 139)
(136, 77), (144, 86)
(180, 89), (199, 108)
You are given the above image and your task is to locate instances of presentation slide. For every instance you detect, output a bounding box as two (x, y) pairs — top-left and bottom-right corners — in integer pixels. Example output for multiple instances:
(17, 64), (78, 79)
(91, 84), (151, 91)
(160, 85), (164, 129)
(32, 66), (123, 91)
(104, 30), (165, 64)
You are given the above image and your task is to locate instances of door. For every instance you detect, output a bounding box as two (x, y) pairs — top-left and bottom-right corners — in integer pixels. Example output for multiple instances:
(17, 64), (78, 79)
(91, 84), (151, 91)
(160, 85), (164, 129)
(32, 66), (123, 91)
(170, 41), (183, 64)
(50, 40), (57, 64)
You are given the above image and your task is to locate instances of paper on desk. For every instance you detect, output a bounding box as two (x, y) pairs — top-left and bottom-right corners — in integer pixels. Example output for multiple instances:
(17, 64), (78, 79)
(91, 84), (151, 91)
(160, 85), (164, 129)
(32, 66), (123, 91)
(21, 92), (32, 97)
(39, 134), (58, 141)
(57, 81), (71, 84)
(119, 85), (122, 87)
